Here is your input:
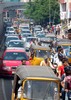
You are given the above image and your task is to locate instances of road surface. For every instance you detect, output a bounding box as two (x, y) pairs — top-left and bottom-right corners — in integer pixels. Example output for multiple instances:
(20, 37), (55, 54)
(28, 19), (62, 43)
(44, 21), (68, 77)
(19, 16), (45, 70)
(0, 34), (13, 100)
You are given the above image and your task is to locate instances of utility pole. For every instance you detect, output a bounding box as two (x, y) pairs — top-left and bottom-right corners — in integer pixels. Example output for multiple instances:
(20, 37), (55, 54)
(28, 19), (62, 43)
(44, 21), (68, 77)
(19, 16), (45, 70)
(49, 0), (51, 25)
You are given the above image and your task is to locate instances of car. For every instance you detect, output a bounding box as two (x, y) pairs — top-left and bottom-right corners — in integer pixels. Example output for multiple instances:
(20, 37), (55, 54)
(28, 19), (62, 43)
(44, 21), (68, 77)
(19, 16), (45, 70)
(20, 33), (32, 42)
(36, 33), (45, 38)
(5, 36), (19, 47)
(0, 47), (29, 76)
(26, 36), (38, 42)
(24, 37), (38, 51)
(21, 29), (31, 34)
(5, 31), (16, 37)
(19, 25), (30, 30)
(7, 40), (24, 48)
(34, 28), (42, 34)
(6, 26), (15, 33)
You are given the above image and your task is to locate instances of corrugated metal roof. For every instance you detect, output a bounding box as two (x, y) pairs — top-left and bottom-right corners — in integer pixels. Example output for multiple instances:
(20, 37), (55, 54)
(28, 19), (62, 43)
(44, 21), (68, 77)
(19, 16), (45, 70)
(15, 66), (59, 80)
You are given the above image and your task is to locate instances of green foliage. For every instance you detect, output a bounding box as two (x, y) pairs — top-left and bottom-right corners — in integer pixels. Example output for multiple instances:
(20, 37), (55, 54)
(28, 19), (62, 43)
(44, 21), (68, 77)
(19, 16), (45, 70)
(24, 0), (60, 25)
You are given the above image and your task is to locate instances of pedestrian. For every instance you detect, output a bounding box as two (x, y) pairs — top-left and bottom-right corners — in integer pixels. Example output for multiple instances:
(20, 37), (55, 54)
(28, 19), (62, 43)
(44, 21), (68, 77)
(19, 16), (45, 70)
(40, 56), (50, 66)
(21, 59), (26, 65)
(21, 59), (30, 65)
(61, 65), (71, 100)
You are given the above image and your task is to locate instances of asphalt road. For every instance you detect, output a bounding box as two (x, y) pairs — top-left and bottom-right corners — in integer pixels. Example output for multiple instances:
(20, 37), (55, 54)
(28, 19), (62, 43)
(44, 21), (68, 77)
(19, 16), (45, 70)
(0, 34), (13, 100)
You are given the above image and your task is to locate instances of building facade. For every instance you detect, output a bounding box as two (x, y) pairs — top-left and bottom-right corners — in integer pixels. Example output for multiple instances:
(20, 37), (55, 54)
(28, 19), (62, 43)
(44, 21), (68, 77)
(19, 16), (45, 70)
(3, 0), (20, 2)
(20, 0), (29, 2)
(59, 0), (71, 23)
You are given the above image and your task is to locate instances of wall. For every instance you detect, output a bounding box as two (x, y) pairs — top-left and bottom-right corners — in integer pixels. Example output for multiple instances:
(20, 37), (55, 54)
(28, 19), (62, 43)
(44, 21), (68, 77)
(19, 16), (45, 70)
(0, 4), (4, 36)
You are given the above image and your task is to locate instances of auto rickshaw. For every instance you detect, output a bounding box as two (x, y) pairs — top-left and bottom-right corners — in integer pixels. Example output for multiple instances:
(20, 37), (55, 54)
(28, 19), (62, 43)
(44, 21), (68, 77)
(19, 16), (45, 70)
(39, 37), (53, 47)
(57, 39), (71, 65)
(12, 66), (60, 100)
(29, 44), (51, 65)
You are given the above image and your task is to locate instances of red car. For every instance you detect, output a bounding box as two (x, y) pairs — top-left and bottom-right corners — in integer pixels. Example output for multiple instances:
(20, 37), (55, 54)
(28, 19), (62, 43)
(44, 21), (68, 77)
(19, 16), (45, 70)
(0, 47), (29, 76)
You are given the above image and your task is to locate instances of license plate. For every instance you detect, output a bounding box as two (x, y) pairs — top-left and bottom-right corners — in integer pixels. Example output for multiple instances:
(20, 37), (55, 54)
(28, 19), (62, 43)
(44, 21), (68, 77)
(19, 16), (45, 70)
(12, 71), (15, 74)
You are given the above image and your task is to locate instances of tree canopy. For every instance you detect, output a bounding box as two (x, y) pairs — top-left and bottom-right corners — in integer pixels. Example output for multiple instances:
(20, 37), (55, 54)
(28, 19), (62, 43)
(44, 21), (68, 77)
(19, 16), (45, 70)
(24, 0), (60, 25)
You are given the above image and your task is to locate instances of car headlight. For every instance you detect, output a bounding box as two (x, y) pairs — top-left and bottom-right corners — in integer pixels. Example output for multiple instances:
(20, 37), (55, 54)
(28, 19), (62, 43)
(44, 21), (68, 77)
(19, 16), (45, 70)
(2, 66), (11, 71)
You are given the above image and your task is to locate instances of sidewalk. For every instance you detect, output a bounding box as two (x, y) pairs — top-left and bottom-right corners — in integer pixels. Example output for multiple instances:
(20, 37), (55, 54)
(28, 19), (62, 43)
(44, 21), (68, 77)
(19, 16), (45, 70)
(57, 29), (66, 39)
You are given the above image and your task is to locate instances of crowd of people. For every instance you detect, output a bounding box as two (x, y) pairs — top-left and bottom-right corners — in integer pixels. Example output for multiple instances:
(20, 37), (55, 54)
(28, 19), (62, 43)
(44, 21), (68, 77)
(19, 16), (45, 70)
(21, 42), (71, 100)
(40, 46), (71, 100)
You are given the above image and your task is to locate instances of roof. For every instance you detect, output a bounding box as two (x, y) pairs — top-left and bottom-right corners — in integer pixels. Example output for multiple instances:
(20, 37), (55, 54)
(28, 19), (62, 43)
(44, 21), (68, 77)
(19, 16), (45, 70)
(57, 39), (71, 45)
(46, 34), (56, 37)
(6, 47), (25, 52)
(40, 38), (53, 42)
(15, 66), (59, 80)
(9, 40), (23, 42)
(31, 44), (50, 51)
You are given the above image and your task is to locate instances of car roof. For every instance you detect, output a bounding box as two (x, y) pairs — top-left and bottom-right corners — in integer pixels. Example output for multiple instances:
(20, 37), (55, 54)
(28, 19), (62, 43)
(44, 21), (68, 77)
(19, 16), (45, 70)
(31, 44), (50, 50)
(46, 34), (56, 37)
(15, 66), (59, 80)
(8, 40), (23, 42)
(27, 36), (38, 39)
(57, 39), (71, 45)
(6, 36), (19, 38)
(40, 38), (53, 42)
(6, 47), (25, 52)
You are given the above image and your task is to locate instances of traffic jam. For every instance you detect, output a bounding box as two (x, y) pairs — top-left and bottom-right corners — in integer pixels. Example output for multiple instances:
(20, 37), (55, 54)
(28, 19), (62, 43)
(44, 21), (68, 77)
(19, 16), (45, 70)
(0, 18), (71, 100)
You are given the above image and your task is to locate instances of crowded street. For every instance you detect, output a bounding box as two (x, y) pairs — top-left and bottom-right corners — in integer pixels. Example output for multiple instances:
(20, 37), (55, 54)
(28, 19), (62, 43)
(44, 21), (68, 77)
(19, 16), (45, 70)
(0, 0), (71, 100)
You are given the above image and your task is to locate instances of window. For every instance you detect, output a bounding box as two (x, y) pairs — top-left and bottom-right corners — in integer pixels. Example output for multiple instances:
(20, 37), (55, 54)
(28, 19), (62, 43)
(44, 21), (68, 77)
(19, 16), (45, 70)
(62, 3), (66, 12)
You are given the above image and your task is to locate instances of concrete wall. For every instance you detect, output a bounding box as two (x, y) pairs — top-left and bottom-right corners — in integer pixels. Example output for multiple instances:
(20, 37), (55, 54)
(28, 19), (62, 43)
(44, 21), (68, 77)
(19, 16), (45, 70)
(0, 4), (4, 36)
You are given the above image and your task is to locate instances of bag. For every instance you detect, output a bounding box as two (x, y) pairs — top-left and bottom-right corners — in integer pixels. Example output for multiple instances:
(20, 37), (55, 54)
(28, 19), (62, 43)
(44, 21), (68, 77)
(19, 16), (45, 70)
(65, 76), (71, 90)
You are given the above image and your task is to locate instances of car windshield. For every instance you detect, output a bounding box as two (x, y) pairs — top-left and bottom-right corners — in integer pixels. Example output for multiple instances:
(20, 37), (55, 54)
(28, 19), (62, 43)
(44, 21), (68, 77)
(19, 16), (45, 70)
(36, 50), (50, 57)
(9, 28), (14, 31)
(8, 41), (24, 47)
(22, 34), (32, 37)
(23, 80), (58, 100)
(27, 38), (37, 42)
(21, 27), (29, 29)
(37, 34), (45, 38)
(4, 52), (28, 60)
(22, 31), (30, 33)
(6, 37), (19, 42)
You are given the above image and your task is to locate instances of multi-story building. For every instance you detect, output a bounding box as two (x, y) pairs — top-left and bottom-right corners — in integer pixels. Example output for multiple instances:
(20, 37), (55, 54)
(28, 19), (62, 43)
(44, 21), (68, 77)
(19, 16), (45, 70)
(20, 0), (33, 2)
(59, 0), (71, 24)
(21, 0), (29, 2)
(3, 0), (20, 2)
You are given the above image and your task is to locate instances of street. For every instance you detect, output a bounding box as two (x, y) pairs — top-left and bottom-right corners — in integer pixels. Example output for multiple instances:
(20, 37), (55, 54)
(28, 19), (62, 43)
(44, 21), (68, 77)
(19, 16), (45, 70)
(0, 35), (13, 100)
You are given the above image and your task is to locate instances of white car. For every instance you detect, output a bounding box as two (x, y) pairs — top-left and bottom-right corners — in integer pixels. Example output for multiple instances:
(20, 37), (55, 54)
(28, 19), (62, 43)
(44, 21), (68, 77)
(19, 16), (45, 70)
(5, 27), (15, 37)
(5, 36), (19, 47)
(7, 40), (24, 48)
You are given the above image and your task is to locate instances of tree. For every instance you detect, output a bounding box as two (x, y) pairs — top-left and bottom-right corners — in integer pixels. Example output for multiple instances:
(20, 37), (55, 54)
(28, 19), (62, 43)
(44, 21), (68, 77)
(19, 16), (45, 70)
(24, 0), (60, 25)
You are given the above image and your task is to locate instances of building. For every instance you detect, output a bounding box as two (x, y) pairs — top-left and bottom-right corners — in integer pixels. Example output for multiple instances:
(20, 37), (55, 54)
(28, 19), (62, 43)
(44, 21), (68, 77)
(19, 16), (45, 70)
(21, 0), (29, 2)
(59, 0), (71, 24)
(20, 0), (33, 2)
(3, 0), (20, 2)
